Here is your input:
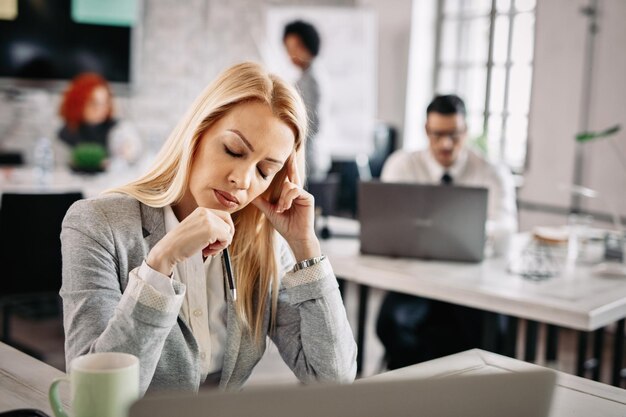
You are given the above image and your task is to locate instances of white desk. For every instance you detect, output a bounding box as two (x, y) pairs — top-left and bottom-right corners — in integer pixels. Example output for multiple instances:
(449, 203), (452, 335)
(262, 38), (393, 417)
(321, 218), (626, 384)
(2, 342), (623, 416)
(0, 166), (143, 199)
(368, 349), (626, 417)
(0, 342), (69, 414)
(322, 237), (626, 331)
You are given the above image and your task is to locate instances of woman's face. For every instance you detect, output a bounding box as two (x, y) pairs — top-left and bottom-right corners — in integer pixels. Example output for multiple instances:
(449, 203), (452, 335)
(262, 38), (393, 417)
(178, 101), (295, 218)
(83, 85), (111, 125)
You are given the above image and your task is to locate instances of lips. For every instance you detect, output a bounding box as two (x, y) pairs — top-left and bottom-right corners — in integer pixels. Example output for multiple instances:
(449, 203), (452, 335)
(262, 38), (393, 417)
(214, 189), (239, 209)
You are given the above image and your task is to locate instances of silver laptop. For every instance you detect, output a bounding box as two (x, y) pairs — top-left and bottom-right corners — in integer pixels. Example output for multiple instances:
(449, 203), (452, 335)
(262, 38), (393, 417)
(358, 181), (488, 262)
(129, 370), (556, 417)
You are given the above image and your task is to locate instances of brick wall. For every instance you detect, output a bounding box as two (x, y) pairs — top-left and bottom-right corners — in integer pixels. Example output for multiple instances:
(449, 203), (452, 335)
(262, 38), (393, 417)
(0, 0), (353, 164)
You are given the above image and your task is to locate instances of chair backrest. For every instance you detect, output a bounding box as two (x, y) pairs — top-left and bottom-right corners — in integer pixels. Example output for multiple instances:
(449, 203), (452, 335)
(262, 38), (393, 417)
(369, 123), (396, 179)
(0, 192), (83, 296)
(306, 173), (340, 216)
(0, 152), (24, 167)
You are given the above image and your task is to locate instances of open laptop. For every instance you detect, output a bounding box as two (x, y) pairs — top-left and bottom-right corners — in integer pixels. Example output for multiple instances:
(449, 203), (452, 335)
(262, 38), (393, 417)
(358, 181), (488, 262)
(129, 369), (556, 417)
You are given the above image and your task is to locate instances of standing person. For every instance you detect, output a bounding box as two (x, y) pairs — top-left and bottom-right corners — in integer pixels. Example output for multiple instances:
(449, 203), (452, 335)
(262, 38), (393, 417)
(283, 20), (329, 180)
(61, 62), (357, 394)
(376, 94), (517, 369)
(58, 72), (141, 166)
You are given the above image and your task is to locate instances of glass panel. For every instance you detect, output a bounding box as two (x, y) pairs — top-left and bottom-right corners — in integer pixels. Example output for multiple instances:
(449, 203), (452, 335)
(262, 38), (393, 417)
(487, 113), (503, 160)
(463, 66), (487, 114)
(489, 65), (506, 113)
(492, 15), (509, 64)
(504, 115), (528, 168)
(459, 17), (490, 64)
(515, 0), (536, 12)
(496, 0), (512, 13)
(462, 0), (492, 15)
(444, 0), (462, 14)
(507, 64), (532, 114)
(511, 13), (535, 64)
(440, 19), (460, 64)
(437, 67), (457, 93)
(467, 112), (487, 154)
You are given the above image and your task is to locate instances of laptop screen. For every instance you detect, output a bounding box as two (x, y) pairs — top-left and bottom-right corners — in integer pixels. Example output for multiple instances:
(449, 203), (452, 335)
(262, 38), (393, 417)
(130, 369), (555, 417)
(358, 181), (488, 262)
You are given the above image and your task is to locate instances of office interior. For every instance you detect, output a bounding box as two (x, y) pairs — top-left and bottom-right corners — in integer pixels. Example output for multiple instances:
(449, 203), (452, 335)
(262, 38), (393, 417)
(0, 0), (625, 415)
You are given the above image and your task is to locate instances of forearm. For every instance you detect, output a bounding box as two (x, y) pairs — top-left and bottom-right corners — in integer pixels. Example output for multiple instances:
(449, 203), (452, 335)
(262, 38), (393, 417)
(271, 259), (357, 383)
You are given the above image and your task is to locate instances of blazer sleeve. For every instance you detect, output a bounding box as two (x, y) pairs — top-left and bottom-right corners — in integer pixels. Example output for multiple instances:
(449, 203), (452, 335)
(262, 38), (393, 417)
(60, 199), (185, 395)
(269, 239), (357, 384)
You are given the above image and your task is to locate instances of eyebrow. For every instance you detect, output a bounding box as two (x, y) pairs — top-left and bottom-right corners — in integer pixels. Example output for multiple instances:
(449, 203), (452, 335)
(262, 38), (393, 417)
(227, 129), (284, 165)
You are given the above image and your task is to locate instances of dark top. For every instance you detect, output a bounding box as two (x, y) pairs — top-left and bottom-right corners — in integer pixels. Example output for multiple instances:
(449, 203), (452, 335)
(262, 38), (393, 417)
(58, 119), (117, 155)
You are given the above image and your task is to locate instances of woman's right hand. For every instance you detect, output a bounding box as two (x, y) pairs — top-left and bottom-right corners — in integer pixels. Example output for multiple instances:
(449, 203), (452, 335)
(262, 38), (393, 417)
(146, 207), (234, 276)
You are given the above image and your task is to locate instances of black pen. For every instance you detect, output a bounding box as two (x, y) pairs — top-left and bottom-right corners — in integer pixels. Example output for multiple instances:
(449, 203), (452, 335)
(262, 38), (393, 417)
(223, 248), (237, 301)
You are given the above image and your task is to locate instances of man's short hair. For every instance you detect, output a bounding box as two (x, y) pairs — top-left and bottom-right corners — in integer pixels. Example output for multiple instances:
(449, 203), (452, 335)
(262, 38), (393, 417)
(426, 94), (466, 117)
(283, 20), (321, 57)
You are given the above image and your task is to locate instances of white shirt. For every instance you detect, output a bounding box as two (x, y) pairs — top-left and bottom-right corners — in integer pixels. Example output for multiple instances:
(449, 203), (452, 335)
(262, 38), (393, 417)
(381, 147), (518, 234)
(139, 206), (226, 379)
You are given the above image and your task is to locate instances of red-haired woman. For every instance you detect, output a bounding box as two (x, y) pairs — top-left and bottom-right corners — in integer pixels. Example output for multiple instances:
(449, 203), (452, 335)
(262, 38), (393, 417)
(58, 73), (141, 166)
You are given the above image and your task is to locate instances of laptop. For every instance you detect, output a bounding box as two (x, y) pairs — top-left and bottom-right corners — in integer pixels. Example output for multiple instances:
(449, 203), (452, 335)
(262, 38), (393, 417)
(358, 181), (488, 262)
(129, 369), (556, 417)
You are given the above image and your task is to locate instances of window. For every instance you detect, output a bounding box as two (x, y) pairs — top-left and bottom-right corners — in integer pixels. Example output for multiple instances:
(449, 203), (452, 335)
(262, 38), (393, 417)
(434, 0), (536, 171)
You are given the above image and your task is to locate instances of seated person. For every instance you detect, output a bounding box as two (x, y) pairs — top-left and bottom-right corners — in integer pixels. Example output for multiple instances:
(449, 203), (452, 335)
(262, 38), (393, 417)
(60, 62), (357, 394)
(58, 72), (141, 168)
(376, 94), (517, 369)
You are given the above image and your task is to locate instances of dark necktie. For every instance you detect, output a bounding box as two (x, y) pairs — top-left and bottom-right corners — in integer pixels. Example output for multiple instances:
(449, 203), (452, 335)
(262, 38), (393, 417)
(441, 172), (453, 185)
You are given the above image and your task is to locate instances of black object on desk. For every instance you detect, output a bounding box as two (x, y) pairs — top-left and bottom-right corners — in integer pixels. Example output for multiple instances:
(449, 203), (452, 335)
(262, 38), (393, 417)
(0, 410), (50, 417)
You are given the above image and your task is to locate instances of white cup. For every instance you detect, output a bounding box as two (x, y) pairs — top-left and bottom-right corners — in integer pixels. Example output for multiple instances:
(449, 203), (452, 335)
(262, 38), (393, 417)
(49, 352), (139, 417)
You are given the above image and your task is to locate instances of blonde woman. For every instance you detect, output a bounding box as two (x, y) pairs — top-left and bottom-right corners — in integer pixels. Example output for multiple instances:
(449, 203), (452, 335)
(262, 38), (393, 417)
(60, 62), (357, 394)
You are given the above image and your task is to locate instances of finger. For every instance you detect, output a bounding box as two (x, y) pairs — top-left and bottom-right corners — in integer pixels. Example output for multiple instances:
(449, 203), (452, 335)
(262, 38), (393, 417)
(287, 154), (301, 186)
(276, 183), (304, 212)
(209, 209), (235, 232)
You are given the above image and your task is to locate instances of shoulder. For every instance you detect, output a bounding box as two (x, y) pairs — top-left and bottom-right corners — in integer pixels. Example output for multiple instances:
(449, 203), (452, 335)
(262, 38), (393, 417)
(64, 193), (143, 230)
(466, 150), (514, 186)
(381, 149), (424, 179)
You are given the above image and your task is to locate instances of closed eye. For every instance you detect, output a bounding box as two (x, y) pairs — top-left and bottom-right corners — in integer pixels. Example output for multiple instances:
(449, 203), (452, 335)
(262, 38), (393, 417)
(257, 167), (268, 180)
(224, 146), (242, 158)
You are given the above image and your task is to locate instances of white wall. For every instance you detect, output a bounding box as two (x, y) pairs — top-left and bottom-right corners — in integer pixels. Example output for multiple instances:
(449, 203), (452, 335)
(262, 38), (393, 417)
(357, 0), (413, 141)
(519, 0), (626, 230)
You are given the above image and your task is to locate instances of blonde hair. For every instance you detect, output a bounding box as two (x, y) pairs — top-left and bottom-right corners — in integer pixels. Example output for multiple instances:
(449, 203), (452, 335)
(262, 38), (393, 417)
(110, 62), (307, 342)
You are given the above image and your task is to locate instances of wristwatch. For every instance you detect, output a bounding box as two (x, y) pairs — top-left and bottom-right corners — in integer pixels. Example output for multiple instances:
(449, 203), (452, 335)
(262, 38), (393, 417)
(292, 255), (326, 272)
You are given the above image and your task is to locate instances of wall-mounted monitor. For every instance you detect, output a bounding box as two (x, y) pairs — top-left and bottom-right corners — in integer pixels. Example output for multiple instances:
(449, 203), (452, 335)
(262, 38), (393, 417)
(0, 0), (133, 86)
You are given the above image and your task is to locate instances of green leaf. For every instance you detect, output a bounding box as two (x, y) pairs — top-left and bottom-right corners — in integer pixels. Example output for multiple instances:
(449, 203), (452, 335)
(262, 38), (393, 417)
(576, 124), (621, 142)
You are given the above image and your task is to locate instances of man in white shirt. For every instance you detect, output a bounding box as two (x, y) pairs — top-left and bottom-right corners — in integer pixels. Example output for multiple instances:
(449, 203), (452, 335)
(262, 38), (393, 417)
(376, 94), (517, 369)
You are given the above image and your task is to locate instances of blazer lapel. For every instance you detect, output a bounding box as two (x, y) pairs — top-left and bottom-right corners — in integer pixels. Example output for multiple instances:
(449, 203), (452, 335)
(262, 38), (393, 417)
(139, 203), (166, 253)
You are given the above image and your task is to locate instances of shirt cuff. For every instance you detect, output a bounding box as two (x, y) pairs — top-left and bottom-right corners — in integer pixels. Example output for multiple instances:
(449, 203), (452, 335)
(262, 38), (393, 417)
(125, 263), (185, 313)
(282, 257), (333, 288)
(138, 260), (175, 296)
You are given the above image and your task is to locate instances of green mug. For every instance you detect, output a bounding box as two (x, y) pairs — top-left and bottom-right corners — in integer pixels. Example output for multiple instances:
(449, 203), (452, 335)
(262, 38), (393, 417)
(49, 352), (139, 417)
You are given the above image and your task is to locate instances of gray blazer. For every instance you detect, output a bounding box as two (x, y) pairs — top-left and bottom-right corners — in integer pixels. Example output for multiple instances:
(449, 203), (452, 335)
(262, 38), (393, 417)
(60, 194), (357, 394)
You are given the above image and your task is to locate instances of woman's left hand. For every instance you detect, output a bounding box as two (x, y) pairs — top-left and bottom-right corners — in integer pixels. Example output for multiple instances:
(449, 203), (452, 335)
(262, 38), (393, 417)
(251, 157), (321, 261)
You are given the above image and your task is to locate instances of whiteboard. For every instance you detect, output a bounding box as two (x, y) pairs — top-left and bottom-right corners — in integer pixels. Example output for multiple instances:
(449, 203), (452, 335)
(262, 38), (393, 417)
(264, 7), (377, 159)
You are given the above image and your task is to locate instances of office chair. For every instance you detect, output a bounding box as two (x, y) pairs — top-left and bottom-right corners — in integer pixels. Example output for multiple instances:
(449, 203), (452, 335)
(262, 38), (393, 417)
(0, 192), (83, 359)
(369, 123), (397, 179)
(327, 122), (397, 218)
(0, 152), (24, 167)
(306, 173), (340, 239)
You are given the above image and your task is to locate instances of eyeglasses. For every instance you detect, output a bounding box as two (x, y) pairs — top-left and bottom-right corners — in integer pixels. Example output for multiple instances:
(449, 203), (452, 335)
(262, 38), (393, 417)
(426, 129), (466, 143)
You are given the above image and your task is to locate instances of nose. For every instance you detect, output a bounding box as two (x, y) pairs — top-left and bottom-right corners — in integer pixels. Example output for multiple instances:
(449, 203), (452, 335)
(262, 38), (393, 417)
(228, 164), (253, 190)
(439, 136), (454, 149)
